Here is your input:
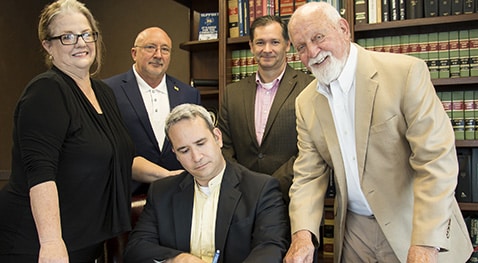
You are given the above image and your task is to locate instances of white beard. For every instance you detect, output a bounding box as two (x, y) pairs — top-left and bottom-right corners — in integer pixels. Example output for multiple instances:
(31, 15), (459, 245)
(308, 51), (345, 86)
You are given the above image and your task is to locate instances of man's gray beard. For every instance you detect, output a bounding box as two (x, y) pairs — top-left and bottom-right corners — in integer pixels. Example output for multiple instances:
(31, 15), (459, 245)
(309, 55), (345, 86)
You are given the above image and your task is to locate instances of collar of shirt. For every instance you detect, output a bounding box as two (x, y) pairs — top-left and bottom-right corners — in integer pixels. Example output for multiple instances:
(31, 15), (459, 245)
(317, 43), (357, 97)
(255, 66), (286, 90)
(133, 64), (168, 94)
(194, 163), (226, 196)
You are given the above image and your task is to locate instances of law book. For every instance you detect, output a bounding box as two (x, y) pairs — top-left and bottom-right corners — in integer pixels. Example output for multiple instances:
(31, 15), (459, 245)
(470, 29), (478, 77)
(322, 206), (334, 256)
(424, 0), (438, 17)
(243, 0), (250, 36)
(390, 0), (399, 20)
(474, 91), (478, 140)
(398, 0), (406, 20)
(449, 31), (460, 78)
(406, 0), (424, 19)
(383, 36), (392, 53)
(237, 0), (245, 36)
(255, 0), (264, 18)
(428, 32), (440, 79)
(438, 31), (450, 79)
(240, 49), (248, 80)
(472, 148), (478, 202)
(418, 33), (430, 64)
(249, 0), (255, 27)
(452, 90), (465, 140)
(198, 12), (219, 40)
(382, 0), (390, 21)
(228, 0), (239, 38)
(464, 90), (476, 140)
(368, 0), (378, 23)
(408, 34), (421, 59)
(459, 29), (471, 77)
(391, 35), (402, 53)
(452, 0), (463, 14)
(400, 34), (411, 54)
(439, 0), (452, 16)
(287, 46), (295, 69)
(326, 170), (336, 198)
(294, 0), (307, 10)
(376, 0), (383, 23)
(463, 0), (475, 13)
(365, 37), (375, 51)
(374, 36), (385, 52)
(279, 0), (294, 16)
(455, 148), (472, 202)
(441, 91), (452, 120)
(355, 0), (368, 24)
(246, 50), (254, 77)
(231, 50), (241, 82)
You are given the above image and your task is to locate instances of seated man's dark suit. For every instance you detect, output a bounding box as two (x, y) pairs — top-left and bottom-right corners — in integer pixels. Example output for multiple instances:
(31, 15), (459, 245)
(123, 161), (290, 263)
(103, 69), (201, 195)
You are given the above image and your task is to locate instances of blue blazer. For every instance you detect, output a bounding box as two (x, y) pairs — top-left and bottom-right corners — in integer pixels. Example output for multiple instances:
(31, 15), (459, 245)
(103, 69), (201, 194)
(123, 161), (290, 263)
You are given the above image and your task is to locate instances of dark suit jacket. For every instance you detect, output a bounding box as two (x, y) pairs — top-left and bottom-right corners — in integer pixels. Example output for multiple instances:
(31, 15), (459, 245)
(103, 69), (201, 195)
(123, 161), (290, 263)
(218, 65), (314, 202)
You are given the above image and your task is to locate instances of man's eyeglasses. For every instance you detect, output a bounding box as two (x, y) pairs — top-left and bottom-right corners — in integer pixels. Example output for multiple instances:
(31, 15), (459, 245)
(135, 45), (171, 55)
(47, 32), (98, 45)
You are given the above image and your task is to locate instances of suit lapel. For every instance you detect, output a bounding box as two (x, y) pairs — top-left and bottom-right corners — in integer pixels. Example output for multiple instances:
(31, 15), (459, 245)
(354, 45), (378, 181)
(215, 163), (241, 252)
(173, 175), (195, 252)
(242, 75), (260, 147)
(263, 65), (296, 140)
(122, 70), (159, 151)
(163, 76), (181, 154)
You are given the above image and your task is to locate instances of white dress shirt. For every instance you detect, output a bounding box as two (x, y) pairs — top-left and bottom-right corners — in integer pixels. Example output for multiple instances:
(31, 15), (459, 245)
(133, 65), (170, 151)
(317, 44), (373, 216)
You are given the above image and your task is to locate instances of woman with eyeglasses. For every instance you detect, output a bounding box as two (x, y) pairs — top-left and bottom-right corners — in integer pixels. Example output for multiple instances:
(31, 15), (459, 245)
(0, 0), (134, 262)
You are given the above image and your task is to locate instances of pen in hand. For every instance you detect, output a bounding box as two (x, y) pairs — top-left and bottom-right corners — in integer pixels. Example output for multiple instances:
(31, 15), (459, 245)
(212, 249), (220, 263)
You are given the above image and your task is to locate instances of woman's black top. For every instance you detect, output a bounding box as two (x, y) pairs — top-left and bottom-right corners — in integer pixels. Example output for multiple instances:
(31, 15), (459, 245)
(0, 66), (135, 255)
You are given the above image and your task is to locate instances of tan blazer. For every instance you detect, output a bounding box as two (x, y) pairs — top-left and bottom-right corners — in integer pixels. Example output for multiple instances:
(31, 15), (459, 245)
(289, 44), (473, 263)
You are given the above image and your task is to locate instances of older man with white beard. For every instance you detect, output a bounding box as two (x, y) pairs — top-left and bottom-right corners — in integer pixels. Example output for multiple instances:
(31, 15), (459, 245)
(283, 2), (473, 263)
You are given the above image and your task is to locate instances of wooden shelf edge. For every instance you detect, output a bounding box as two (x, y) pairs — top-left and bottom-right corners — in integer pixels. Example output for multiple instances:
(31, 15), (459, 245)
(198, 88), (219, 96)
(179, 39), (219, 51)
(432, 77), (478, 86)
(456, 140), (478, 147)
(355, 13), (478, 32)
(227, 36), (250, 45)
(459, 202), (478, 211)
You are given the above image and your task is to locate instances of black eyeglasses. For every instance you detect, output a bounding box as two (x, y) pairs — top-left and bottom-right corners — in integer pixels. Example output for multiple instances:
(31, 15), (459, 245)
(134, 45), (171, 55)
(47, 31), (98, 45)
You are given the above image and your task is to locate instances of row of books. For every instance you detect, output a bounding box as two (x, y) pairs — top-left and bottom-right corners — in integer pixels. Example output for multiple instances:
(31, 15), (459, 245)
(355, 0), (478, 25)
(357, 29), (478, 79)
(322, 205), (334, 256)
(465, 215), (478, 262)
(230, 46), (308, 82)
(437, 90), (478, 141)
(228, 0), (343, 38)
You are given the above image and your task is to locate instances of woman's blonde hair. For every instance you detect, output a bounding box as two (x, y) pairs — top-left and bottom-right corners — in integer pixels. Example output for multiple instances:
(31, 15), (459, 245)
(38, 0), (103, 76)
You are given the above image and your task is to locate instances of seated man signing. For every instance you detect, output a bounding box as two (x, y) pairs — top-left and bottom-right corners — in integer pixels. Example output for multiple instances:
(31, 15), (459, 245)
(123, 103), (290, 263)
